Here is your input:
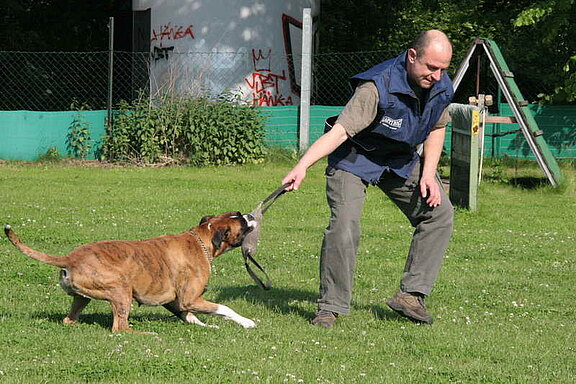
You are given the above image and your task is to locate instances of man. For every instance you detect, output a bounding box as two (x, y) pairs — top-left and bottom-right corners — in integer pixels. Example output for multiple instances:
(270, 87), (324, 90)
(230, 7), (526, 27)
(282, 30), (454, 327)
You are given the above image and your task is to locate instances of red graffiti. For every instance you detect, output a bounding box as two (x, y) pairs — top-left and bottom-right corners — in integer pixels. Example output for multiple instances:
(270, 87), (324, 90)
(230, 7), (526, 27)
(245, 49), (294, 106)
(151, 23), (194, 45)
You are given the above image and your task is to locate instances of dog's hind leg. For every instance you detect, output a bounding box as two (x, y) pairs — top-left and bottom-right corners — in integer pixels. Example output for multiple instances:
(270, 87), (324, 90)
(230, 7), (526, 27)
(186, 298), (256, 329)
(63, 296), (91, 324)
(163, 301), (183, 318)
(110, 295), (134, 333)
(183, 312), (219, 328)
(163, 301), (218, 328)
(109, 294), (155, 334)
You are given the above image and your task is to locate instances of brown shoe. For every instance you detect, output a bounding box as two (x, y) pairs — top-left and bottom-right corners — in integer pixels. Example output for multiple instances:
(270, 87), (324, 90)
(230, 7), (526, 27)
(311, 309), (338, 328)
(387, 291), (433, 324)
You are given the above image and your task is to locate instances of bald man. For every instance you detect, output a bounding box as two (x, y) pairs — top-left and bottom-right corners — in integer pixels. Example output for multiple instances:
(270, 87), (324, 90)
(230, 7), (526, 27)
(282, 30), (454, 327)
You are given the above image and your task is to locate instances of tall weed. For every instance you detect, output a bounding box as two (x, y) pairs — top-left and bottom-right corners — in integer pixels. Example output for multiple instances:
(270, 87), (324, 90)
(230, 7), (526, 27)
(102, 92), (267, 165)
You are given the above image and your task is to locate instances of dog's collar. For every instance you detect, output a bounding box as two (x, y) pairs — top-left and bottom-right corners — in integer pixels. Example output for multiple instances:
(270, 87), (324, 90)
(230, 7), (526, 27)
(189, 229), (213, 273)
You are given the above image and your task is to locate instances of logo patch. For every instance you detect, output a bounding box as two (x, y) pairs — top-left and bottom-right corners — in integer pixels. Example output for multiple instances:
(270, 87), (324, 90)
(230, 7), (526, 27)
(380, 115), (403, 130)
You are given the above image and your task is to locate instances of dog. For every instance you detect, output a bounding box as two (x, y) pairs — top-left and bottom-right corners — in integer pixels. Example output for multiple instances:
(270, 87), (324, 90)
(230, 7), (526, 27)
(4, 211), (258, 333)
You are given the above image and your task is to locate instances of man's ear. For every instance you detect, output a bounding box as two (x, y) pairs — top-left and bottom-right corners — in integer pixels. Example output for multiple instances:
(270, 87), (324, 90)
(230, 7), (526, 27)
(407, 48), (417, 63)
(211, 227), (230, 250)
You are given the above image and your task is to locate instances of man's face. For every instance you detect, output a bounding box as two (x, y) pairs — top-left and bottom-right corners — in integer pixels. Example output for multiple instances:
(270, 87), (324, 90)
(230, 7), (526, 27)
(406, 43), (452, 89)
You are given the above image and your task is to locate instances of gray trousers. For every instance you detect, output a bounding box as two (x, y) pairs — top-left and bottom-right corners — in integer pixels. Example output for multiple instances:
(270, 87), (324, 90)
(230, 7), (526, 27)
(318, 160), (454, 315)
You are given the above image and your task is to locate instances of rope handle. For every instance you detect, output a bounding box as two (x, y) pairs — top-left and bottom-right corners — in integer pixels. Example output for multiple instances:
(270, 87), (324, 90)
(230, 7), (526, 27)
(261, 182), (293, 214)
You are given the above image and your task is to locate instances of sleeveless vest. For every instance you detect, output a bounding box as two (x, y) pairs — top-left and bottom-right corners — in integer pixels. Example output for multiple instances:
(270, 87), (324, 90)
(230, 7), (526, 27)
(327, 51), (453, 184)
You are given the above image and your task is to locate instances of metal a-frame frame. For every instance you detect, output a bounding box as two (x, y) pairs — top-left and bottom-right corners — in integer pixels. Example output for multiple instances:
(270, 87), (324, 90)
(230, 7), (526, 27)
(451, 38), (563, 186)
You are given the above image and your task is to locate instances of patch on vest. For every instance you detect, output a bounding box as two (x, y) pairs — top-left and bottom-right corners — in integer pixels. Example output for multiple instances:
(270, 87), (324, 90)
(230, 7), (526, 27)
(380, 115), (403, 130)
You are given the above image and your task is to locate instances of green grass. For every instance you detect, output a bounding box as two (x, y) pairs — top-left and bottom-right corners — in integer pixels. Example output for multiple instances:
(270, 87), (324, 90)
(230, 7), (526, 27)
(0, 160), (575, 383)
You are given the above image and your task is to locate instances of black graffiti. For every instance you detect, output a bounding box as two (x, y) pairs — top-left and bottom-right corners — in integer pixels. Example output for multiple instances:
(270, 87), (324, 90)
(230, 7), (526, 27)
(152, 46), (175, 62)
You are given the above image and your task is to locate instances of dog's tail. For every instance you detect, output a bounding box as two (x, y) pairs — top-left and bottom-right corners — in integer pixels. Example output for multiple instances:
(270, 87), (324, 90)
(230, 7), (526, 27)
(4, 225), (68, 268)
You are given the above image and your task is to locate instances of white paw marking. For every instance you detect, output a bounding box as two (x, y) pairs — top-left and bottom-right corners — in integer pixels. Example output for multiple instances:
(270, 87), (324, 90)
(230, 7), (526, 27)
(215, 304), (257, 329)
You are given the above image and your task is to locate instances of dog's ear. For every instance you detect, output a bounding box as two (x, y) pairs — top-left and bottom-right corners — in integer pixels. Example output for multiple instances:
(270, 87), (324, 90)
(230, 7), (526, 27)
(211, 227), (230, 250)
(200, 215), (214, 225)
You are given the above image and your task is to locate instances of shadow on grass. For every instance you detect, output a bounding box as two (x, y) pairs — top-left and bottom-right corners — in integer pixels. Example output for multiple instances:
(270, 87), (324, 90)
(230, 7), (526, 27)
(365, 304), (403, 322)
(508, 176), (549, 189)
(32, 310), (180, 330)
(28, 289), (403, 328)
(215, 285), (318, 321)
(215, 285), (402, 323)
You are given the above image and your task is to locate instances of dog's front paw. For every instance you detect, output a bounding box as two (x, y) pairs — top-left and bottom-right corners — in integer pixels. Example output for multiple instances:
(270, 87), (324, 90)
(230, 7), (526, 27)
(239, 318), (257, 329)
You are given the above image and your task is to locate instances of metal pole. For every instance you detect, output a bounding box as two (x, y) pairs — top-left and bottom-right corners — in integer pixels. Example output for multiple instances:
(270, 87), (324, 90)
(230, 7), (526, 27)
(107, 17), (114, 129)
(299, 8), (313, 152)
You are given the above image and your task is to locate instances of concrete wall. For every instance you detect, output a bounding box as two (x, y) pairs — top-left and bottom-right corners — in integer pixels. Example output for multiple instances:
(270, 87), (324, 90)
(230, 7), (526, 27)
(133, 0), (320, 106)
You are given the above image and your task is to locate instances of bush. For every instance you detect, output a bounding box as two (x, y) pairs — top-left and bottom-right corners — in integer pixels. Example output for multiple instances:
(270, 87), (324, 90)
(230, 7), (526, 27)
(101, 92), (267, 165)
(36, 146), (63, 163)
(67, 101), (92, 160)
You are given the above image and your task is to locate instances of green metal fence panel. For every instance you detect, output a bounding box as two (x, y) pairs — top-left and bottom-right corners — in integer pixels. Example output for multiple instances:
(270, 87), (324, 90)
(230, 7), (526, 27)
(0, 106), (574, 161)
(310, 106), (344, 142)
(0, 110), (106, 160)
(260, 105), (343, 149)
(444, 104), (576, 161)
(487, 104), (576, 160)
(260, 106), (299, 148)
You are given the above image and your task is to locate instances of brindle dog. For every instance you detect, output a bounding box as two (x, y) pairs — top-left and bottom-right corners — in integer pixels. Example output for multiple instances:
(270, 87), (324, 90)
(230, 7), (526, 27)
(5, 211), (258, 333)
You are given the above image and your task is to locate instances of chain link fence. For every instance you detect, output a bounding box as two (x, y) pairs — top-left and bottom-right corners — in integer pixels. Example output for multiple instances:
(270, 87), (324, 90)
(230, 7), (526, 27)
(0, 51), (149, 111)
(0, 49), (561, 111)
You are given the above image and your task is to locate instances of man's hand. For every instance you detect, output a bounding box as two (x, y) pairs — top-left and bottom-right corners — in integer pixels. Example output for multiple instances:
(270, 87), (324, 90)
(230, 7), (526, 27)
(420, 126), (446, 207)
(420, 174), (441, 207)
(282, 165), (306, 191)
(280, 123), (349, 192)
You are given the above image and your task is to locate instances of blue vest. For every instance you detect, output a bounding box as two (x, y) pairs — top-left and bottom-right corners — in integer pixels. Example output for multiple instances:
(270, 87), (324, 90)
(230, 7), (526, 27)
(327, 51), (453, 184)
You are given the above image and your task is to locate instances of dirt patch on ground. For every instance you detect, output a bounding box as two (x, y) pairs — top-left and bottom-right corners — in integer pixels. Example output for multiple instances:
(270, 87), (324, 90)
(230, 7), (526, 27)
(0, 158), (181, 168)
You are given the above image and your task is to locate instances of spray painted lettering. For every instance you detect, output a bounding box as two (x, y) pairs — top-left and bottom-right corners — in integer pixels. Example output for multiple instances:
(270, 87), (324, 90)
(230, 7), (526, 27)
(151, 23), (195, 45)
(152, 46), (175, 62)
(244, 49), (293, 106)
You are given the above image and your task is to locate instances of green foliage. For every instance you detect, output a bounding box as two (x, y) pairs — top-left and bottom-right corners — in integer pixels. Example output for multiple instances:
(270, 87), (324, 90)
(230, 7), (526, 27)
(66, 101), (92, 160)
(319, 0), (576, 104)
(36, 146), (62, 163)
(513, 0), (576, 103)
(102, 92), (267, 165)
(514, 5), (553, 27)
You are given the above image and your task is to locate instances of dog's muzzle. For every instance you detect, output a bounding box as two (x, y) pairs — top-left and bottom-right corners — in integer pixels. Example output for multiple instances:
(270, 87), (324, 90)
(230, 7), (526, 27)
(243, 214), (258, 231)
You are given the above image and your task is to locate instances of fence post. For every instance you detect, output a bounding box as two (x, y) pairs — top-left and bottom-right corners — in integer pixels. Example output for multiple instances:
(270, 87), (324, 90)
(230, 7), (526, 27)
(299, 8), (313, 152)
(107, 17), (114, 129)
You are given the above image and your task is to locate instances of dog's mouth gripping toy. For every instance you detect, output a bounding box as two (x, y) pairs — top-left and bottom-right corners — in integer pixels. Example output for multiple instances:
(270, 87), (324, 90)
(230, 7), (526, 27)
(241, 182), (292, 289)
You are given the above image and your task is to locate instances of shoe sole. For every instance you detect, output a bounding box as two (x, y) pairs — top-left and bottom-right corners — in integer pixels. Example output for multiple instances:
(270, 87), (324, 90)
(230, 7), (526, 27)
(312, 321), (334, 328)
(387, 300), (433, 324)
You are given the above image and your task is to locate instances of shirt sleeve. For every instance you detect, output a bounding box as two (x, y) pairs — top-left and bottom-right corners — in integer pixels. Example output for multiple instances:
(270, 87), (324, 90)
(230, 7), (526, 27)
(432, 108), (451, 130)
(335, 81), (379, 137)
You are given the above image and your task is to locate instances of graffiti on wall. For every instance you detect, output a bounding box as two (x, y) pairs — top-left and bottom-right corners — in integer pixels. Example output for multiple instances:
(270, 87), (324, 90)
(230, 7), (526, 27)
(147, 15), (301, 106)
(151, 23), (195, 61)
(245, 49), (294, 106)
(151, 23), (195, 45)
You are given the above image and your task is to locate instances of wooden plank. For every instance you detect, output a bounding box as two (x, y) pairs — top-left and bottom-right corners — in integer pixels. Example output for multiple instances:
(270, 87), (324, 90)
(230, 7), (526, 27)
(485, 116), (517, 124)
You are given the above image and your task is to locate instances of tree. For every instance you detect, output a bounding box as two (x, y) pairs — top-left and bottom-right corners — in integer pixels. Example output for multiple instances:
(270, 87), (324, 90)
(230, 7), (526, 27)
(514, 0), (576, 102)
(0, 0), (130, 51)
(318, 0), (575, 104)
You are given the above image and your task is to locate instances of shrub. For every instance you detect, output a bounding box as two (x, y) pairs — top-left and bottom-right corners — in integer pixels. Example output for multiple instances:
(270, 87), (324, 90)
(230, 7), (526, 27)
(37, 146), (62, 163)
(67, 102), (92, 160)
(101, 92), (267, 165)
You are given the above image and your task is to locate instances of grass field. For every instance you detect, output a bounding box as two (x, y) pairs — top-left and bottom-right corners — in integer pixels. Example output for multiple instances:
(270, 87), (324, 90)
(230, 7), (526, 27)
(0, 159), (574, 383)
